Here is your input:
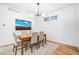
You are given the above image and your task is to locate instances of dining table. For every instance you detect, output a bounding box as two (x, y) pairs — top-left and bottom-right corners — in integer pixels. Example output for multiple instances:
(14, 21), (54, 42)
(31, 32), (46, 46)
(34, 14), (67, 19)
(18, 34), (32, 55)
(17, 33), (46, 55)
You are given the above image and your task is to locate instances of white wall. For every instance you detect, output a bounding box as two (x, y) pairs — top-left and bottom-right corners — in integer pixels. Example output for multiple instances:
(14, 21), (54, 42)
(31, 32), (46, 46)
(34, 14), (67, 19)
(0, 4), (79, 47)
(62, 4), (78, 47)
(0, 4), (29, 46)
(33, 4), (79, 47)
(78, 4), (79, 45)
(49, 4), (78, 47)
(32, 16), (44, 32)
(77, 4), (79, 36)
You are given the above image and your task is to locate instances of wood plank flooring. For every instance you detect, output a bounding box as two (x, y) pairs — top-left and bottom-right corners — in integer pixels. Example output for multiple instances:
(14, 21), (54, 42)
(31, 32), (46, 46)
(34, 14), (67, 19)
(52, 44), (79, 55)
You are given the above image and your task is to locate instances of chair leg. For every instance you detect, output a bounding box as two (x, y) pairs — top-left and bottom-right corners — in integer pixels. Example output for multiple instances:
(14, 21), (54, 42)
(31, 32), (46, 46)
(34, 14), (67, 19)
(24, 44), (27, 51)
(40, 41), (42, 47)
(42, 40), (44, 46)
(31, 46), (33, 53)
(33, 44), (36, 49)
(36, 43), (38, 49)
(13, 45), (15, 53)
(38, 42), (40, 48)
(42, 40), (43, 46)
(15, 47), (17, 55)
(25, 46), (27, 51)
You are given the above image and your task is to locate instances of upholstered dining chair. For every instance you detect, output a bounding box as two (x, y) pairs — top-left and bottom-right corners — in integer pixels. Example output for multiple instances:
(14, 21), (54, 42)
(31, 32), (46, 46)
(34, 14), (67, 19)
(13, 32), (27, 55)
(38, 31), (45, 48)
(27, 32), (38, 53)
(21, 30), (27, 35)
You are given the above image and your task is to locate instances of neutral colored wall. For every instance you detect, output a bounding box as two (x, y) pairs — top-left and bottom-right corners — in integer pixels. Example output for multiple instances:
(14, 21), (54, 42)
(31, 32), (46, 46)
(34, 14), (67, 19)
(49, 4), (78, 47)
(50, 4), (78, 47)
(78, 4), (79, 46)
(62, 4), (78, 47)
(78, 4), (79, 31)
(0, 4), (30, 46)
(0, 4), (78, 47)
(33, 4), (79, 47)
(32, 16), (44, 32)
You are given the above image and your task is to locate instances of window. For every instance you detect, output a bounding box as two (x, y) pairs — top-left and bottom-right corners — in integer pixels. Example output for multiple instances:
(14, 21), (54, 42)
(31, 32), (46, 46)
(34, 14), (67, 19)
(44, 17), (49, 22)
(50, 15), (58, 21)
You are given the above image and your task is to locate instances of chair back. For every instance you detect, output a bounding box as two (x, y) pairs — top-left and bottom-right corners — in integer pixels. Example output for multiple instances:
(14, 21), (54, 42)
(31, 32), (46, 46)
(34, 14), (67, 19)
(13, 32), (18, 46)
(31, 32), (38, 44)
(29, 30), (32, 35)
(39, 31), (44, 41)
(21, 30), (27, 35)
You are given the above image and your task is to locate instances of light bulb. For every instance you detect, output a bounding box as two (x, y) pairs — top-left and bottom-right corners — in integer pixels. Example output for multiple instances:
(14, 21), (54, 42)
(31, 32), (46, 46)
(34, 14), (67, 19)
(35, 9), (37, 12)
(42, 13), (45, 16)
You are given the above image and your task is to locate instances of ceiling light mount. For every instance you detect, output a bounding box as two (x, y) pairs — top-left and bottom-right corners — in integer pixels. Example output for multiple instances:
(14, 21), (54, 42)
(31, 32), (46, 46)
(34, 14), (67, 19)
(37, 3), (40, 5)
(35, 3), (41, 16)
(30, 3), (45, 17)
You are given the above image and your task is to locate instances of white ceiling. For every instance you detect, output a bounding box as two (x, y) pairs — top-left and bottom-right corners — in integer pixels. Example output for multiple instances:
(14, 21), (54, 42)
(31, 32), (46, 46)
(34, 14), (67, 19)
(1, 3), (76, 15)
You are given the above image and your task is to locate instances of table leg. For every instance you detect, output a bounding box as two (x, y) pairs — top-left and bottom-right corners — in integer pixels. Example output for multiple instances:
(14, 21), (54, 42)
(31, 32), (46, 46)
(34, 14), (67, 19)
(44, 34), (46, 44)
(21, 42), (23, 55)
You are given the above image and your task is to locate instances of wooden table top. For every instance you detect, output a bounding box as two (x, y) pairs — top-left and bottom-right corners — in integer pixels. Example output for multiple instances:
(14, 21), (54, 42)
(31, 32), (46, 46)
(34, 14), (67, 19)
(18, 34), (32, 42)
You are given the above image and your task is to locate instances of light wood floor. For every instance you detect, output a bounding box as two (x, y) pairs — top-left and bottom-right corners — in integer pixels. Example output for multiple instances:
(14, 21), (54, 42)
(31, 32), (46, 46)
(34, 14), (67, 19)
(52, 44), (79, 55)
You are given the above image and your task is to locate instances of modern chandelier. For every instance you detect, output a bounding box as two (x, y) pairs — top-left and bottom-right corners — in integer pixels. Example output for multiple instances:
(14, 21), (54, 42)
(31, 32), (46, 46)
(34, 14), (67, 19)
(35, 3), (41, 16)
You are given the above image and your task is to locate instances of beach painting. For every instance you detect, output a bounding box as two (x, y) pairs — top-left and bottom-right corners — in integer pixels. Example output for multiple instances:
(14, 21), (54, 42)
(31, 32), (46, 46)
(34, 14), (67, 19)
(16, 19), (32, 30)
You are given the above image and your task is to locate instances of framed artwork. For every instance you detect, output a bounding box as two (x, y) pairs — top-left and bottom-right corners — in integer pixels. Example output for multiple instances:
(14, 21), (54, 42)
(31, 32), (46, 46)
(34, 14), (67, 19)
(16, 19), (32, 30)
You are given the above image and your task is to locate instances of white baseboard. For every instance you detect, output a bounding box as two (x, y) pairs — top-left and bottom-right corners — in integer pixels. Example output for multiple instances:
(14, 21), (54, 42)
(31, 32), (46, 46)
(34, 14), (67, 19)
(47, 39), (79, 48)
(0, 43), (13, 47)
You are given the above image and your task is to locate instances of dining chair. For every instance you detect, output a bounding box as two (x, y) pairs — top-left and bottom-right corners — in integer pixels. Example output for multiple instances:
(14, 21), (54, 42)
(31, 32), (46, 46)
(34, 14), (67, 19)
(38, 31), (45, 48)
(13, 32), (27, 55)
(21, 30), (27, 35)
(26, 32), (38, 53)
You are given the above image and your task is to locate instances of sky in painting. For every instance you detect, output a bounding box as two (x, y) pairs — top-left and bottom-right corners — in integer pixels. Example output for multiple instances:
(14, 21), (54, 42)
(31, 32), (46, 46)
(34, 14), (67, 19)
(16, 19), (31, 27)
